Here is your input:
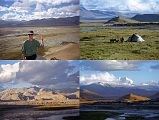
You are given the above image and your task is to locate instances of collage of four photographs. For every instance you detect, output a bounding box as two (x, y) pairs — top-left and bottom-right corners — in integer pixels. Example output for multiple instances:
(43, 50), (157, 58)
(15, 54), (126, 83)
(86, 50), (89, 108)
(0, 0), (159, 120)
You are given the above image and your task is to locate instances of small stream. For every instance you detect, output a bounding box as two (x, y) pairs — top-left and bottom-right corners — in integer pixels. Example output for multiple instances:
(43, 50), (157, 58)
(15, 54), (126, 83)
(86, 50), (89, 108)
(39, 113), (79, 120)
(80, 26), (131, 31)
(81, 26), (159, 31)
(82, 109), (159, 120)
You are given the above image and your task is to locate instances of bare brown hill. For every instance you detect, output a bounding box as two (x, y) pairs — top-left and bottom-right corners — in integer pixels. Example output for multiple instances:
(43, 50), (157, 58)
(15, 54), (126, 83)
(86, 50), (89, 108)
(80, 89), (104, 100)
(118, 93), (150, 102)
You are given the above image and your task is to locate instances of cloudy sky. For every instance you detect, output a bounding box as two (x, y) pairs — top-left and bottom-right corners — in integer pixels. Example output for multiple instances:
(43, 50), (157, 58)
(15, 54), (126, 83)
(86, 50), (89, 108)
(80, 60), (159, 86)
(0, 60), (79, 91)
(81, 0), (159, 14)
(0, 0), (79, 21)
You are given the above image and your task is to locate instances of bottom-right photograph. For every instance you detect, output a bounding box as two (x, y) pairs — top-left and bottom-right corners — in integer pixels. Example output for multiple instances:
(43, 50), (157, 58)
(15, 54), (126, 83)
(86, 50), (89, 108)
(80, 60), (159, 120)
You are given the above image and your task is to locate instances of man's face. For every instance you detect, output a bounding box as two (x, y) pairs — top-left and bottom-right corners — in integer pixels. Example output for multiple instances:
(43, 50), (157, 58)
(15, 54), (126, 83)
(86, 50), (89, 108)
(28, 34), (33, 40)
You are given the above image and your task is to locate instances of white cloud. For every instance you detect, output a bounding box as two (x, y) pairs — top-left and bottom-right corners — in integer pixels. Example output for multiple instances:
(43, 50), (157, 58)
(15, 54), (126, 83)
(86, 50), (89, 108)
(47, 5), (79, 17)
(145, 80), (159, 86)
(0, 6), (8, 11)
(29, 0), (77, 6)
(0, 0), (79, 20)
(0, 63), (19, 83)
(81, 0), (159, 14)
(119, 77), (134, 86)
(0, 61), (79, 90)
(9, 1), (33, 13)
(35, 3), (44, 12)
(5, 0), (78, 6)
(1, 5), (79, 21)
(81, 60), (141, 71)
(80, 72), (134, 86)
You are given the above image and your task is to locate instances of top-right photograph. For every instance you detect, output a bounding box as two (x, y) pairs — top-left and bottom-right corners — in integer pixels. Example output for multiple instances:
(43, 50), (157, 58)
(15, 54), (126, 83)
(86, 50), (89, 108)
(80, 0), (159, 60)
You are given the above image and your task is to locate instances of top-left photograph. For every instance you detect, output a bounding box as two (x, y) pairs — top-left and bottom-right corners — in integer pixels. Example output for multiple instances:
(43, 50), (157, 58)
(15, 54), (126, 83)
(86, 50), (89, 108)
(0, 0), (80, 60)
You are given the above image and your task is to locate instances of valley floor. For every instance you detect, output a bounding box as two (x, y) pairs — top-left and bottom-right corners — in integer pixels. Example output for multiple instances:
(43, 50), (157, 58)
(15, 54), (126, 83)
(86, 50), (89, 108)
(0, 104), (79, 120)
(0, 26), (80, 60)
(80, 102), (159, 120)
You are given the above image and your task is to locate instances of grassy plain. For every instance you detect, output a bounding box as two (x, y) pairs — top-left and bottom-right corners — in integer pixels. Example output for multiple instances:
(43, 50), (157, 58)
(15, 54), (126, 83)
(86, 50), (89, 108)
(80, 24), (159, 60)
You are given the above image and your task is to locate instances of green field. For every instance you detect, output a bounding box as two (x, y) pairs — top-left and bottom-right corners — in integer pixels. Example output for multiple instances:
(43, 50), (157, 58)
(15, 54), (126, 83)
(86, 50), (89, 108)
(80, 26), (159, 60)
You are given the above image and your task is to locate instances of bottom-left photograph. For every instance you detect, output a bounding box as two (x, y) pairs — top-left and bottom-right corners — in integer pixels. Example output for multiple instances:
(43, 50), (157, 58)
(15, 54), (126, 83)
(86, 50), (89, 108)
(0, 60), (79, 120)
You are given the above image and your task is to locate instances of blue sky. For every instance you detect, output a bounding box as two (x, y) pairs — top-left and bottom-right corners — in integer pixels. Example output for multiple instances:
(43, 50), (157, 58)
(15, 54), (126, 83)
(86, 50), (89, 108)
(1, 60), (159, 89)
(80, 60), (159, 86)
(0, 0), (79, 21)
(0, 60), (20, 65)
(81, 0), (159, 14)
(0, 60), (79, 90)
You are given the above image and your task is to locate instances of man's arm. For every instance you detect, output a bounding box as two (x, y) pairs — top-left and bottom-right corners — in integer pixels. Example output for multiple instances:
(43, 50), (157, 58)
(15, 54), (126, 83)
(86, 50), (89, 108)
(22, 54), (26, 60)
(40, 34), (44, 46)
(21, 42), (26, 60)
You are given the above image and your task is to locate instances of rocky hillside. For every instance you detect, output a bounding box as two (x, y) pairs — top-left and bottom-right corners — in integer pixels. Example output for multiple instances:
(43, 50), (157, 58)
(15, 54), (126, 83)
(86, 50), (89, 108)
(0, 87), (73, 102)
(118, 93), (150, 102)
(64, 91), (80, 99)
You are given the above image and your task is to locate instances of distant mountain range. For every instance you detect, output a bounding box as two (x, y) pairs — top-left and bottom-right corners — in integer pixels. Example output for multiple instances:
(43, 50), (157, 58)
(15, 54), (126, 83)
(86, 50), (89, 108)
(80, 6), (136, 21)
(0, 16), (79, 27)
(151, 92), (159, 101)
(80, 6), (159, 22)
(81, 82), (159, 100)
(132, 14), (159, 22)
(80, 5), (120, 20)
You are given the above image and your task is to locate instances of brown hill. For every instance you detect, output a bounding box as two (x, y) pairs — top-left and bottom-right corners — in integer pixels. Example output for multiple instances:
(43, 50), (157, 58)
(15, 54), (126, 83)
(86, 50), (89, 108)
(118, 93), (150, 102)
(80, 89), (104, 100)
(105, 16), (139, 24)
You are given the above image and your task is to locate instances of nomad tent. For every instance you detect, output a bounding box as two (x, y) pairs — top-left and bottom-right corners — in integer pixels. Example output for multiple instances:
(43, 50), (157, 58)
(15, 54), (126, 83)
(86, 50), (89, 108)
(128, 34), (145, 42)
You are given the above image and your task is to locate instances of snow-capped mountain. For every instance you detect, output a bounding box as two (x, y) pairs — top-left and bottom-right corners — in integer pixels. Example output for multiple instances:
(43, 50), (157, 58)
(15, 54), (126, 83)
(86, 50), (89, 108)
(81, 81), (159, 99)
(0, 16), (79, 27)
(80, 5), (119, 20)
(80, 5), (137, 21)
(87, 77), (135, 88)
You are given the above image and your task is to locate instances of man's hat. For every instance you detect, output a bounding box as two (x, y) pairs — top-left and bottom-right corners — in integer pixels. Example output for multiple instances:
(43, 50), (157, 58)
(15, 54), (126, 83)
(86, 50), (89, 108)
(27, 31), (34, 35)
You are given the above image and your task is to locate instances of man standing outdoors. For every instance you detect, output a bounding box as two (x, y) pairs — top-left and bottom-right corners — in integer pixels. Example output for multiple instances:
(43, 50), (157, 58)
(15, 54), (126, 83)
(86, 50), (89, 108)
(22, 31), (44, 60)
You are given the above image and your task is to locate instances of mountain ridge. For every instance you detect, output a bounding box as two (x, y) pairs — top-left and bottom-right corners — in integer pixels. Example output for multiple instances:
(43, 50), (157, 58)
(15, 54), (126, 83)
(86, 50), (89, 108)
(0, 16), (79, 27)
(132, 14), (159, 22)
(81, 83), (159, 99)
(80, 89), (104, 100)
(0, 87), (78, 102)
